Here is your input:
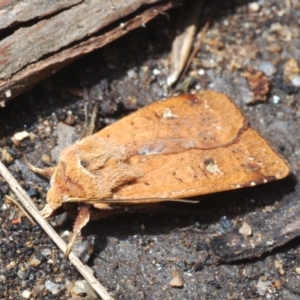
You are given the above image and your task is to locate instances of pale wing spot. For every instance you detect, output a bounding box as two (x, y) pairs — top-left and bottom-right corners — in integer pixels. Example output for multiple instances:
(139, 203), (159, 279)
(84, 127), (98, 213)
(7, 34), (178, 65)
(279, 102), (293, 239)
(174, 166), (198, 183)
(204, 158), (223, 175)
(162, 108), (178, 119)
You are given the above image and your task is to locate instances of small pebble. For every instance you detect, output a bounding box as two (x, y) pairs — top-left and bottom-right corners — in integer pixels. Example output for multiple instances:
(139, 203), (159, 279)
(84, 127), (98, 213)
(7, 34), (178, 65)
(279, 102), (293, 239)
(169, 270), (184, 288)
(5, 90), (11, 98)
(17, 270), (27, 279)
(258, 61), (277, 76)
(21, 290), (31, 299)
(45, 280), (65, 295)
(41, 154), (52, 164)
(239, 222), (252, 236)
(249, 2), (260, 12)
(71, 280), (97, 299)
(11, 131), (29, 145)
(275, 260), (285, 275)
(272, 95), (280, 104)
(29, 254), (42, 267)
(266, 43), (282, 53)
(152, 68), (161, 75)
(283, 58), (300, 82)
(64, 113), (75, 126)
(72, 240), (95, 264)
(28, 132), (36, 142)
(290, 75), (300, 87)
(274, 279), (282, 289)
(1, 148), (13, 163)
(41, 248), (52, 256)
(257, 278), (272, 296)
(295, 267), (300, 274)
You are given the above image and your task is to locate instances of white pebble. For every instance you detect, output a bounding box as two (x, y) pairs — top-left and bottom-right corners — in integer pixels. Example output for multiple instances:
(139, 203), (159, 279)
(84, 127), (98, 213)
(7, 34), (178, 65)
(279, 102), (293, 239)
(21, 290), (31, 299)
(45, 280), (65, 295)
(249, 2), (260, 12)
(257, 278), (272, 296)
(71, 280), (97, 299)
(291, 75), (300, 87)
(258, 61), (276, 76)
(41, 248), (52, 256)
(239, 222), (252, 236)
(198, 69), (205, 75)
(153, 68), (161, 75)
(272, 95), (280, 104)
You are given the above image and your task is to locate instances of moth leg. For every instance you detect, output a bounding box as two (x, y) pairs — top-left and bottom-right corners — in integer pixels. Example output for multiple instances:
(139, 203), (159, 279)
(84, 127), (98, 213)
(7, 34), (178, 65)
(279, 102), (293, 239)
(65, 206), (90, 257)
(81, 103), (98, 139)
(24, 156), (55, 179)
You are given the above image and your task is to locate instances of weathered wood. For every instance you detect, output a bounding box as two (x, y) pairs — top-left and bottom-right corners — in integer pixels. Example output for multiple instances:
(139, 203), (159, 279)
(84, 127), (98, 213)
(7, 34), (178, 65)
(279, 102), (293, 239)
(0, 0), (181, 105)
(0, 0), (82, 29)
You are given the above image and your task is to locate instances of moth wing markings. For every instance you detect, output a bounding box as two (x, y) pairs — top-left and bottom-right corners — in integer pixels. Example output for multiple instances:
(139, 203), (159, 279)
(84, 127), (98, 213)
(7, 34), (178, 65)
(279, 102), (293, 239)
(112, 129), (290, 200)
(96, 91), (247, 155)
(93, 91), (289, 202)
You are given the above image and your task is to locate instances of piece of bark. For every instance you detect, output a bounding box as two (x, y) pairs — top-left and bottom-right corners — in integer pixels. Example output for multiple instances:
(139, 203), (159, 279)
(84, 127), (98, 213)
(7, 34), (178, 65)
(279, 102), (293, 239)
(211, 176), (298, 262)
(0, 0), (82, 29)
(0, 0), (181, 105)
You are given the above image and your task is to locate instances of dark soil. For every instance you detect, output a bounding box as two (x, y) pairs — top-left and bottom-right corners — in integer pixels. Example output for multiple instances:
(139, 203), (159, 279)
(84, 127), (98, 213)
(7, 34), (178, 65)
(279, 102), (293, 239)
(1, 0), (300, 299)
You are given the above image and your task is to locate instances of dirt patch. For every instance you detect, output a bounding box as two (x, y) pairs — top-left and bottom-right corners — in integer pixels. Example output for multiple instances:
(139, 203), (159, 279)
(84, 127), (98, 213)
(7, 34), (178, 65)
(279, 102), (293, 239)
(1, 0), (300, 299)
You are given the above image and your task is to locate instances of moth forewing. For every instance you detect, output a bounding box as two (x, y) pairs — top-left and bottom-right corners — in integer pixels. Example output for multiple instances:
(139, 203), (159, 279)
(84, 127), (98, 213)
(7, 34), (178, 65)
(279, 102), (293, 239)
(29, 91), (290, 256)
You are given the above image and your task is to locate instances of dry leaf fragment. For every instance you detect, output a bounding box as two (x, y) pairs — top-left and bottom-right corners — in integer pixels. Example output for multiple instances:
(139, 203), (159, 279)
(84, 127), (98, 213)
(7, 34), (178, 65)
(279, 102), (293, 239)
(243, 71), (271, 104)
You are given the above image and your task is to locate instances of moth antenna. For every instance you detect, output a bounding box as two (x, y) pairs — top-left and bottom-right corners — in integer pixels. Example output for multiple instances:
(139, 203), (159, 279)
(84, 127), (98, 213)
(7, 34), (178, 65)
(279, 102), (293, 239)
(64, 197), (199, 204)
(101, 198), (199, 204)
(83, 102), (89, 130)
(65, 206), (90, 257)
(81, 103), (98, 139)
(24, 156), (55, 179)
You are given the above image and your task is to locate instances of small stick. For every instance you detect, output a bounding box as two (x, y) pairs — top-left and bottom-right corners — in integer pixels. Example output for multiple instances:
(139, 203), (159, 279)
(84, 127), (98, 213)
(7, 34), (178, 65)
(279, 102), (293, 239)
(167, 0), (204, 86)
(0, 161), (114, 300)
(177, 18), (210, 85)
(5, 194), (36, 225)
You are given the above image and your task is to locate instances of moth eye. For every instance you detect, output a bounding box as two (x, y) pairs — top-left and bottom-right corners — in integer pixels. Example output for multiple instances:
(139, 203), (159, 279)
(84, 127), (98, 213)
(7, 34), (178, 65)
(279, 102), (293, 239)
(203, 158), (214, 166)
(80, 159), (89, 169)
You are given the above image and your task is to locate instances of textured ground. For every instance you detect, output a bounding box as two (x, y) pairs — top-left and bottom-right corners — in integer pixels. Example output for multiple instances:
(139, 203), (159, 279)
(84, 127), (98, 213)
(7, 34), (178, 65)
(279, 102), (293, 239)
(1, 0), (300, 299)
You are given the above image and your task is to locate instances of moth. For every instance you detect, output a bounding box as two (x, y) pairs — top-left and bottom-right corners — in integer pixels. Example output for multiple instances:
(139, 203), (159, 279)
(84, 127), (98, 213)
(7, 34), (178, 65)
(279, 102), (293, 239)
(28, 91), (290, 255)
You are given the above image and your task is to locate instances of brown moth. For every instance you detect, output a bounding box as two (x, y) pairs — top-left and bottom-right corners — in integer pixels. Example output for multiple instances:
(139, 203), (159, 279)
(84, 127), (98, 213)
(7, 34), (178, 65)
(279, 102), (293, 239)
(28, 91), (290, 255)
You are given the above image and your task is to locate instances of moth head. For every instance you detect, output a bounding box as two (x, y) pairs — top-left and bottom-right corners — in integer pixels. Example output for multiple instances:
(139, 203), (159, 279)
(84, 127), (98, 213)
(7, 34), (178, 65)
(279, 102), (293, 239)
(42, 161), (69, 218)
(41, 185), (65, 218)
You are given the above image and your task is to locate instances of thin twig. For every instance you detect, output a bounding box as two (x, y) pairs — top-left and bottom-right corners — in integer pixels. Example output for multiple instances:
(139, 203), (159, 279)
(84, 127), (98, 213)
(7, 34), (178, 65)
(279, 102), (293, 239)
(0, 160), (114, 300)
(167, 0), (204, 86)
(5, 194), (36, 225)
(177, 18), (210, 84)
